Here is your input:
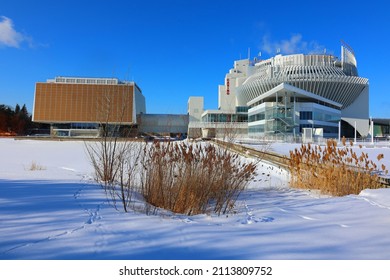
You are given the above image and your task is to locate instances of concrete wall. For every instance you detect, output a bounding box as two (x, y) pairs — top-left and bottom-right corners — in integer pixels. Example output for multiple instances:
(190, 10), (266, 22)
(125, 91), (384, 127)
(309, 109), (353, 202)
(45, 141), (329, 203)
(138, 114), (189, 135)
(134, 86), (146, 115)
(187, 96), (204, 122)
(341, 86), (370, 136)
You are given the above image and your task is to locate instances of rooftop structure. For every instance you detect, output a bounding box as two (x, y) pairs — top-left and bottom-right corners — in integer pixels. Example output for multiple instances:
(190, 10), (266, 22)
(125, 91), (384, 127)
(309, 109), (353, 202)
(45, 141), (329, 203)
(239, 47), (367, 111)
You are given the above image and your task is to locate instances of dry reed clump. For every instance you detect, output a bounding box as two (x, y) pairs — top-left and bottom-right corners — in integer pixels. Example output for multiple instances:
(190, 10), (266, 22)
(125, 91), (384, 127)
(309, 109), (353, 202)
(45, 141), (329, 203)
(28, 161), (46, 171)
(288, 137), (388, 196)
(140, 141), (257, 216)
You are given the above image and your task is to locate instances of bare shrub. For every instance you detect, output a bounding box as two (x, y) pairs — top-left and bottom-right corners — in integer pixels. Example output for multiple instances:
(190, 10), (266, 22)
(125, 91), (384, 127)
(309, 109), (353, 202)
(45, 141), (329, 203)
(140, 141), (257, 216)
(289, 137), (388, 196)
(85, 133), (143, 212)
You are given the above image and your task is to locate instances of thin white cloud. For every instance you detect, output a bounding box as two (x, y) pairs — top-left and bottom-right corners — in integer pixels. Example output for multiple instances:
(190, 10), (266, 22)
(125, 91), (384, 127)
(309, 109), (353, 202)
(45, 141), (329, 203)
(0, 16), (28, 48)
(260, 34), (329, 56)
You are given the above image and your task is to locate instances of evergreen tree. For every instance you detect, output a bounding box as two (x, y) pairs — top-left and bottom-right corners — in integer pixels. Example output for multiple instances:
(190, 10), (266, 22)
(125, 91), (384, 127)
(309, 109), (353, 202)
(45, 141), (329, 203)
(0, 105), (14, 134)
(21, 104), (28, 116)
(0, 103), (32, 135)
(15, 104), (20, 114)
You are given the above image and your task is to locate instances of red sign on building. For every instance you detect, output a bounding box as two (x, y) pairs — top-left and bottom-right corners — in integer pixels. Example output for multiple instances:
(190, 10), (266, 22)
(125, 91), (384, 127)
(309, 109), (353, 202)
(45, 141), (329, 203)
(226, 78), (230, 95)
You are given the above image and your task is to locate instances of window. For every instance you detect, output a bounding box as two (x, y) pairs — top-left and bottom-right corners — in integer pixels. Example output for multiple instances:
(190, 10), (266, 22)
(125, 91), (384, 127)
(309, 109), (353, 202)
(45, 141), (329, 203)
(313, 112), (340, 122)
(236, 106), (249, 113)
(249, 124), (264, 134)
(300, 111), (312, 120)
(249, 112), (265, 122)
(237, 115), (248, 122)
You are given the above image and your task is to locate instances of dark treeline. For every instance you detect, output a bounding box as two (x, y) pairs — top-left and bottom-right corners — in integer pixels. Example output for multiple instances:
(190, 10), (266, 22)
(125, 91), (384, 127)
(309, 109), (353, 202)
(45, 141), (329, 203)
(0, 104), (35, 136)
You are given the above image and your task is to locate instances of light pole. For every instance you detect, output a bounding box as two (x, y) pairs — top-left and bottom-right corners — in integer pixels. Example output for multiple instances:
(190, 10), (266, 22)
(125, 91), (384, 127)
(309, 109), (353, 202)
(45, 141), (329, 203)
(338, 120), (341, 143)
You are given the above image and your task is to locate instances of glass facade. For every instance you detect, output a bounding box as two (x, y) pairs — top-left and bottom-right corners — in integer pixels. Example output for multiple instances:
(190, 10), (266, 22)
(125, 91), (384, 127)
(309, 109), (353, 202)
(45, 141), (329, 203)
(202, 113), (247, 123)
(236, 106), (249, 113)
(248, 124), (264, 134)
(248, 98), (341, 138)
(249, 113), (265, 122)
(300, 111), (312, 120)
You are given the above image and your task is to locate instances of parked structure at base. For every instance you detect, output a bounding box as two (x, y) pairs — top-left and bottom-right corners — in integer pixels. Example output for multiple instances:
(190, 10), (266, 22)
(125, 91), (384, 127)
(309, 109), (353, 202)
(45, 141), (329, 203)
(188, 42), (371, 141)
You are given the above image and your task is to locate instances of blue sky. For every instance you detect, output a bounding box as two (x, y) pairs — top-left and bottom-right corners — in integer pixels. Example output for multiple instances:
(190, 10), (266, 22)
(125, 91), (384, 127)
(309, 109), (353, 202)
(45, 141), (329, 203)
(1, 0), (389, 117)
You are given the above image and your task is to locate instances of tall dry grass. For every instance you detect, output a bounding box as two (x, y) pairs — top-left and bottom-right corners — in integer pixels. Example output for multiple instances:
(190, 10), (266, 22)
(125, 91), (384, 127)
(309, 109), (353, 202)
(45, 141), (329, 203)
(289, 137), (388, 196)
(28, 161), (46, 171)
(86, 138), (257, 216)
(140, 141), (257, 215)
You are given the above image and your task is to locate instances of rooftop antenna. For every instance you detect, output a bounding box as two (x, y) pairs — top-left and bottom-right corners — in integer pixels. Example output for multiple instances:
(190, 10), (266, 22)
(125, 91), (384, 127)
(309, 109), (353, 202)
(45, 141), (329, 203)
(276, 48), (281, 54)
(248, 47), (251, 60)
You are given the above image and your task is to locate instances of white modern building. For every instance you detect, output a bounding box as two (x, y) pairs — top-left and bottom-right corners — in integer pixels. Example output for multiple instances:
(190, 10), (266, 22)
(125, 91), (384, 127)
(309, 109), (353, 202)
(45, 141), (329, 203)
(188, 42), (370, 141)
(188, 59), (250, 139)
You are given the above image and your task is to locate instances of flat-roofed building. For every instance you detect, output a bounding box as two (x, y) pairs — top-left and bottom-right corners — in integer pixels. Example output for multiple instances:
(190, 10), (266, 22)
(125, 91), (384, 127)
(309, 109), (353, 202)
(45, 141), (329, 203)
(33, 76), (146, 137)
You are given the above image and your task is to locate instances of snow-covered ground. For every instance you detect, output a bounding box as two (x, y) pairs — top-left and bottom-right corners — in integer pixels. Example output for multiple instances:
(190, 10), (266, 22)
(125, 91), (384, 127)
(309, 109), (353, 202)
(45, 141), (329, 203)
(1, 138), (390, 260)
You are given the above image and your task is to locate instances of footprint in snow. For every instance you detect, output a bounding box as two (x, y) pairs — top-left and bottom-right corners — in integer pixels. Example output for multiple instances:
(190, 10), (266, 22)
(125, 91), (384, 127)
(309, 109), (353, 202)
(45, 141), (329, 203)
(240, 216), (274, 224)
(260, 216), (274, 222)
(182, 218), (196, 224)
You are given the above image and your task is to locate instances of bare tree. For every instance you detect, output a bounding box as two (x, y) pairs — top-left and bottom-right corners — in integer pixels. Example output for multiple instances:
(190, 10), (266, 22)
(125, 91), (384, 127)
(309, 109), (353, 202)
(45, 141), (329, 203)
(85, 88), (142, 212)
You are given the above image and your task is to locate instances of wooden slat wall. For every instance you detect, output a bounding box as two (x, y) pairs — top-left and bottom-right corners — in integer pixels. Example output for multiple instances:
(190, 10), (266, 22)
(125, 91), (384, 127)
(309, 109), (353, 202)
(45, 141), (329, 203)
(33, 83), (134, 124)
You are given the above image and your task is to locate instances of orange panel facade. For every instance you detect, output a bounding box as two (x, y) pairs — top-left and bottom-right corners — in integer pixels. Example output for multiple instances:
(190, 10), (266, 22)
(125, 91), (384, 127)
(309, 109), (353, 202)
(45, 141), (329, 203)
(33, 83), (135, 124)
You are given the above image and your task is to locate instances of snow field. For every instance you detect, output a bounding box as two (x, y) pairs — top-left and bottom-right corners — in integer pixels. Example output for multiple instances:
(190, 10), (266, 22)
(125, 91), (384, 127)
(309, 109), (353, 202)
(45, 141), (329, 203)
(1, 138), (390, 259)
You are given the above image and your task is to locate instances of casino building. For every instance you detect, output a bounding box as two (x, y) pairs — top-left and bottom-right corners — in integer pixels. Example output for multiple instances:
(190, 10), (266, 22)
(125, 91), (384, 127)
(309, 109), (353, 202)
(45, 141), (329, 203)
(188, 42), (371, 140)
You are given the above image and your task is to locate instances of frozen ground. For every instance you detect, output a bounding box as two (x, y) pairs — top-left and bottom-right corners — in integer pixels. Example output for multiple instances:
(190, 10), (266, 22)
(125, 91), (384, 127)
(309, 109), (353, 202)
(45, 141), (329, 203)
(1, 138), (390, 259)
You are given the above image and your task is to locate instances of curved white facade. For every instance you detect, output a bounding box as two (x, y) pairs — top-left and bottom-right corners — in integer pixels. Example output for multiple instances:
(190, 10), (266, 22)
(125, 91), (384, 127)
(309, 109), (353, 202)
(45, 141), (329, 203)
(238, 47), (370, 138)
(238, 54), (368, 109)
